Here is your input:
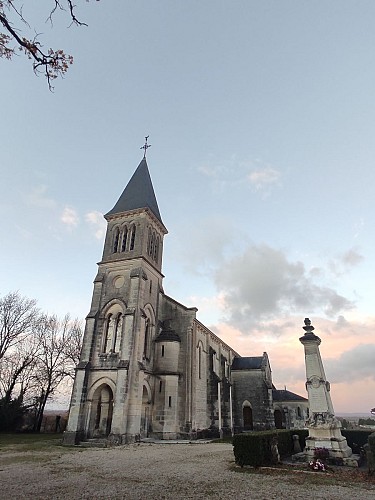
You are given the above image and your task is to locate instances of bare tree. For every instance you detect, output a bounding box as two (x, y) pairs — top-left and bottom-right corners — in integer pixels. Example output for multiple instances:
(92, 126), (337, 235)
(0, 291), (40, 360)
(32, 314), (83, 431)
(62, 317), (83, 379)
(0, 1), (99, 89)
(0, 339), (38, 404)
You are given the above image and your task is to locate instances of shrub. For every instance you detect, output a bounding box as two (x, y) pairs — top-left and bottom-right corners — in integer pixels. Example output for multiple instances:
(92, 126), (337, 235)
(233, 432), (271, 467)
(233, 430), (294, 467)
(341, 429), (373, 451)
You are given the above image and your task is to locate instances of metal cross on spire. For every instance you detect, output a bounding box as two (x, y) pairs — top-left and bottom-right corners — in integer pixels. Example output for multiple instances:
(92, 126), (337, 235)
(140, 135), (151, 158)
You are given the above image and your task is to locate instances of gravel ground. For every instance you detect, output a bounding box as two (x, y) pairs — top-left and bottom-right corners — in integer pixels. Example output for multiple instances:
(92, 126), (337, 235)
(1, 442), (375, 499)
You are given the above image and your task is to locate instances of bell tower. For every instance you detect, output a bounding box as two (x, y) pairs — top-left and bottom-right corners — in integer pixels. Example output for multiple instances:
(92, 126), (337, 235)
(64, 151), (168, 445)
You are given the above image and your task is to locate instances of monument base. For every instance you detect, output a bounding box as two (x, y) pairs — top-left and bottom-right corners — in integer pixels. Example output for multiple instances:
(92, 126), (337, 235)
(305, 414), (353, 459)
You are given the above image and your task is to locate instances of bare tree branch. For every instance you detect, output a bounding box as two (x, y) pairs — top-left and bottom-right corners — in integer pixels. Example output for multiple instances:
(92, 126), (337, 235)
(0, 1), (98, 89)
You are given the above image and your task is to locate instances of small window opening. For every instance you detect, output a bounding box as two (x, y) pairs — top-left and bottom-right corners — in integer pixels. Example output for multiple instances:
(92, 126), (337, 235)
(130, 225), (136, 250)
(113, 228), (120, 253)
(149, 280), (152, 294)
(159, 381), (162, 393)
(161, 345), (165, 357)
(168, 396), (172, 407)
(121, 227), (128, 252)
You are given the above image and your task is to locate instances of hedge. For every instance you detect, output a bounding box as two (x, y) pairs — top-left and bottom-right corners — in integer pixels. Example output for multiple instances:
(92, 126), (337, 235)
(233, 430), (297, 467)
(341, 429), (374, 453)
(232, 429), (374, 467)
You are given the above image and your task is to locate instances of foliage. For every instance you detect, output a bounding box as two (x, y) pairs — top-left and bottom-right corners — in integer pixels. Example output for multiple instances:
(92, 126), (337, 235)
(359, 418), (375, 426)
(0, 396), (26, 431)
(0, 1), (99, 89)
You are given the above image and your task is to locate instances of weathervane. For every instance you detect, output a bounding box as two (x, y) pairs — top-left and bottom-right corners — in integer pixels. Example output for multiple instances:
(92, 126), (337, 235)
(140, 135), (151, 158)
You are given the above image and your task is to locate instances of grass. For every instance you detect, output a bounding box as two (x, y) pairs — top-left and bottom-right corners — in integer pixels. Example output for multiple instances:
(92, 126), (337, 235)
(0, 432), (62, 451)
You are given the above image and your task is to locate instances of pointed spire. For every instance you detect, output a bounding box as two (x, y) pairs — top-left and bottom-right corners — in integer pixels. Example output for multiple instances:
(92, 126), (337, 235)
(106, 157), (163, 223)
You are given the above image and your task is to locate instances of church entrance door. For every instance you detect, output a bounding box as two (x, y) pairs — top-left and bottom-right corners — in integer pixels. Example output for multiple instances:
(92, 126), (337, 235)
(140, 385), (151, 438)
(91, 384), (114, 437)
(274, 409), (283, 429)
(243, 406), (253, 430)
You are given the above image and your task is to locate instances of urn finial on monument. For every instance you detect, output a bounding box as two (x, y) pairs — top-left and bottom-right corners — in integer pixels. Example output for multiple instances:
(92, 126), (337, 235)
(300, 317), (321, 344)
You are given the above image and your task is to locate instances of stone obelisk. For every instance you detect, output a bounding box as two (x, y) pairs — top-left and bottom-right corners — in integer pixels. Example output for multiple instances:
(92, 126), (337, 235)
(299, 318), (354, 463)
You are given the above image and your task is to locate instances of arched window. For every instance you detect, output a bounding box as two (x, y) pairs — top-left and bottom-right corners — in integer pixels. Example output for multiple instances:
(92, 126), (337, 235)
(154, 236), (159, 261)
(130, 225), (136, 250)
(198, 343), (202, 379)
(143, 319), (151, 360)
(102, 306), (124, 353)
(121, 227), (128, 252)
(113, 313), (123, 352)
(103, 314), (114, 352)
(113, 228), (120, 253)
(147, 228), (152, 256)
(150, 232), (155, 258)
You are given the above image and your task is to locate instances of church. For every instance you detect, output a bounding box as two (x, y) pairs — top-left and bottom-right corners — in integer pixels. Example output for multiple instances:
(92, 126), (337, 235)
(63, 151), (308, 445)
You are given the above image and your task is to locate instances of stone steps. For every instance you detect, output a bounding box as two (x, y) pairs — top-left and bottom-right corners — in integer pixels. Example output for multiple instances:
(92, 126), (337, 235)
(79, 438), (108, 448)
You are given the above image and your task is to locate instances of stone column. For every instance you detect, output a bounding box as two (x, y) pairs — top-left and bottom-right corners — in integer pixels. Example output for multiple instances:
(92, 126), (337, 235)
(299, 318), (353, 462)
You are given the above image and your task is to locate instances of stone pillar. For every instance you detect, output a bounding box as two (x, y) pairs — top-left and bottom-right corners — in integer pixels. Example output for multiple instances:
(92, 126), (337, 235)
(299, 318), (353, 461)
(218, 381), (222, 438)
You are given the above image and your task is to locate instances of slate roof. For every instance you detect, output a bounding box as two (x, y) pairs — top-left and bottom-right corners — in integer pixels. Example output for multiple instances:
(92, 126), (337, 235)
(155, 319), (181, 343)
(231, 356), (264, 370)
(272, 388), (308, 402)
(155, 328), (181, 343)
(106, 158), (163, 223)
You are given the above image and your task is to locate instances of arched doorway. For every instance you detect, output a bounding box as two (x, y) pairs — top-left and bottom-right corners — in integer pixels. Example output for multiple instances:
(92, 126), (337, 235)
(140, 384), (151, 438)
(90, 384), (114, 437)
(274, 408), (283, 429)
(242, 402), (253, 430)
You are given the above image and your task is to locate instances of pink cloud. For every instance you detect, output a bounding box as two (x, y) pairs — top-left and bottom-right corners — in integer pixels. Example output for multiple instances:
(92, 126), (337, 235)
(214, 315), (375, 414)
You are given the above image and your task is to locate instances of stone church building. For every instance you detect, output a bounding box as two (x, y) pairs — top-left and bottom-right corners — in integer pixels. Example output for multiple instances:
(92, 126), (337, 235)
(63, 155), (307, 445)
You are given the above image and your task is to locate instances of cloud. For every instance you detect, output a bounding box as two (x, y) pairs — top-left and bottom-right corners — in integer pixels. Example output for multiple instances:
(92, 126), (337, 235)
(26, 185), (56, 209)
(247, 167), (281, 190)
(325, 344), (375, 383)
(214, 244), (355, 330)
(211, 314), (375, 411)
(61, 207), (79, 228)
(341, 248), (364, 267)
(85, 211), (106, 240)
(328, 247), (364, 276)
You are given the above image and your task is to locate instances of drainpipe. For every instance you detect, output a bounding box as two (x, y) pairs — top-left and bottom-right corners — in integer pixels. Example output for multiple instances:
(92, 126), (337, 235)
(218, 381), (222, 438)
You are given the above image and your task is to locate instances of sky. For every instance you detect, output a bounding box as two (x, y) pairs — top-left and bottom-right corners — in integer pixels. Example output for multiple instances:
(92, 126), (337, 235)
(1, 1), (375, 413)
